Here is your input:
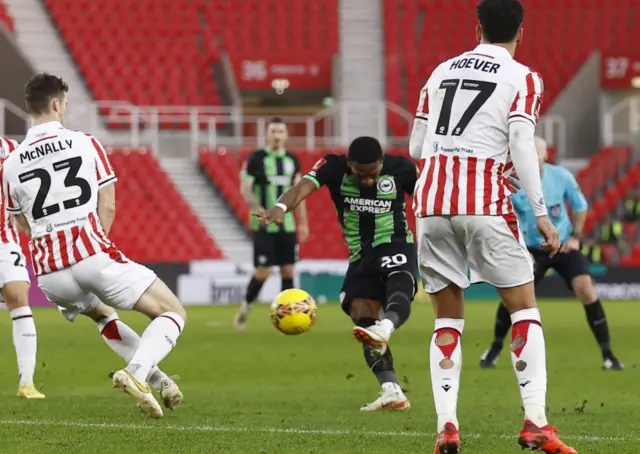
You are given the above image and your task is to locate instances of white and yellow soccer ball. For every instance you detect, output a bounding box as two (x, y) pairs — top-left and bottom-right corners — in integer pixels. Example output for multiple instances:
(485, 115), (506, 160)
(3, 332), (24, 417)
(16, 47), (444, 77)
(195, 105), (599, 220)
(270, 288), (317, 335)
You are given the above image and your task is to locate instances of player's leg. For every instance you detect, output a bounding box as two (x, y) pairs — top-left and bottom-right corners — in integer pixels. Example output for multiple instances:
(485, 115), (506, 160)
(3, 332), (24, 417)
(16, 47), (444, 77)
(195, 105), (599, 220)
(65, 301), (183, 409)
(353, 245), (417, 353)
(0, 248), (43, 398)
(235, 231), (274, 330)
(341, 268), (409, 411)
(73, 252), (184, 418)
(463, 215), (575, 452)
(558, 251), (623, 370)
(2, 271), (44, 398)
(417, 216), (469, 452)
(278, 231), (298, 292)
(480, 251), (549, 368)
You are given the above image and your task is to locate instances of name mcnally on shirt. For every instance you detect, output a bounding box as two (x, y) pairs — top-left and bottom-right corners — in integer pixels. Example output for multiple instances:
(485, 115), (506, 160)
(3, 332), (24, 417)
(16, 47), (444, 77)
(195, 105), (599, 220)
(20, 139), (73, 163)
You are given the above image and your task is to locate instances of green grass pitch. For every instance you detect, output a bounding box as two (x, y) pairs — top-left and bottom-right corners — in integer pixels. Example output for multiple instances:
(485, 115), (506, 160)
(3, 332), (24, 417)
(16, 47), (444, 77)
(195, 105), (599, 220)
(0, 300), (638, 453)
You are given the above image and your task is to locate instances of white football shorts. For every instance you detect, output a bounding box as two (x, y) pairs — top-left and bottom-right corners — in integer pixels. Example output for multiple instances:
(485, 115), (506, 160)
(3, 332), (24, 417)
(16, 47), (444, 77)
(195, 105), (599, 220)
(417, 214), (534, 293)
(0, 242), (30, 302)
(38, 251), (157, 315)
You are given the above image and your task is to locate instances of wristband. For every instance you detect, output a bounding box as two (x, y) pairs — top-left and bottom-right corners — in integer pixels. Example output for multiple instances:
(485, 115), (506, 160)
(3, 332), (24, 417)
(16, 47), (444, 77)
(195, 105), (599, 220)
(275, 202), (288, 212)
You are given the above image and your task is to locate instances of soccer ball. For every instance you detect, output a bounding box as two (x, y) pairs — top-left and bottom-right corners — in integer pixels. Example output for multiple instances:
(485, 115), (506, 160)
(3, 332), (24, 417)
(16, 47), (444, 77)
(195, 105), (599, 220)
(270, 288), (317, 335)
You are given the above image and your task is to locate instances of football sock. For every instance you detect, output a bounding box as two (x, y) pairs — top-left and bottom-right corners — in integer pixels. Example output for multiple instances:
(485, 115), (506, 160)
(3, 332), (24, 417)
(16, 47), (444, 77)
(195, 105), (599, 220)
(381, 271), (414, 333)
(510, 308), (548, 428)
(281, 277), (294, 291)
(11, 306), (37, 386)
(430, 318), (464, 432)
(127, 312), (184, 384)
(97, 312), (166, 387)
(492, 301), (512, 349)
(583, 299), (612, 356)
(358, 317), (398, 385)
(245, 276), (265, 304)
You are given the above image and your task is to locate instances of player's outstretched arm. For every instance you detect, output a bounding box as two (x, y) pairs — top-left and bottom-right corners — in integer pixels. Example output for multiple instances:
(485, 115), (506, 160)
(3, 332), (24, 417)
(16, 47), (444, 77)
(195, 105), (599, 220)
(256, 178), (318, 225)
(97, 184), (116, 235)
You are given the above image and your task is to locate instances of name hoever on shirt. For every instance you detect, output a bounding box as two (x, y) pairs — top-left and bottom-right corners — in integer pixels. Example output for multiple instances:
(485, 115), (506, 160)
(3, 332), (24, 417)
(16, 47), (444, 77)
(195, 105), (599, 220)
(19, 139), (73, 164)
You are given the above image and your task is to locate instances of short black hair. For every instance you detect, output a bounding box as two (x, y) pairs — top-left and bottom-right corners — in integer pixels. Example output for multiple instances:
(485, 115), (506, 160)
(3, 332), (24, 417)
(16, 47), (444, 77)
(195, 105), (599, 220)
(347, 136), (383, 164)
(477, 0), (524, 44)
(24, 73), (69, 115)
(268, 116), (285, 126)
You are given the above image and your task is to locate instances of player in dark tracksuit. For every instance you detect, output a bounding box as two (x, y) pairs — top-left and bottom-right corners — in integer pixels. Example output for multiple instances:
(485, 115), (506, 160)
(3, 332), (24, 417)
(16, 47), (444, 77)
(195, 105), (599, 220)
(256, 136), (418, 411)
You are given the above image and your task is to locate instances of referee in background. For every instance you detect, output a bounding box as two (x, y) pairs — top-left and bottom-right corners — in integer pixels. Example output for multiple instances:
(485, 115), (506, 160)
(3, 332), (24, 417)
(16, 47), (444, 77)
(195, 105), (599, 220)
(234, 117), (309, 331)
(480, 137), (623, 370)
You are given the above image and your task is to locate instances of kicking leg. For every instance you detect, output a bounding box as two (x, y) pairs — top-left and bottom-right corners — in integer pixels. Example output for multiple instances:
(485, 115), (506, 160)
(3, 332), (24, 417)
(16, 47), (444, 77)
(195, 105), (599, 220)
(572, 275), (623, 370)
(353, 270), (415, 354)
(499, 282), (576, 453)
(429, 284), (464, 453)
(350, 298), (409, 411)
(4, 281), (44, 399)
(234, 266), (270, 331)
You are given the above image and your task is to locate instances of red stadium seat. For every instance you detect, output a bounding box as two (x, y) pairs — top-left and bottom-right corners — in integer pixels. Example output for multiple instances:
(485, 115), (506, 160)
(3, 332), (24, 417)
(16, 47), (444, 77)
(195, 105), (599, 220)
(43, 0), (338, 130)
(384, 0), (640, 136)
(107, 148), (222, 262)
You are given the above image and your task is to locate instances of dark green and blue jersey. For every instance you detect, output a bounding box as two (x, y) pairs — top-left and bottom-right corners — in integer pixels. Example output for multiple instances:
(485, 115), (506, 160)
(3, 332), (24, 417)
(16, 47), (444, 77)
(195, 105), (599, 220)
(242, 148), (301, 233)
(304, 154), (417, 262)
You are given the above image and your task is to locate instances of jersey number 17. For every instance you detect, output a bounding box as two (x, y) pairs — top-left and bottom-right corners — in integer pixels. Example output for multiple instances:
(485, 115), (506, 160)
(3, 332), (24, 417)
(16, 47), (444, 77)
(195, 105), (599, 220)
(435, 79), (497, 136)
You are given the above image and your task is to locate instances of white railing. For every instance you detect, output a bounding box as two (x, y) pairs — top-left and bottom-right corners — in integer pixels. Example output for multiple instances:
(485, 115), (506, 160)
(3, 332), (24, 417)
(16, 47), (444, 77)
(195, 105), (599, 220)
(0, 99), (31, 139)
(603, 95), (640, 146)
(0, 99), (566, 157)
(537, 115), (567, 158)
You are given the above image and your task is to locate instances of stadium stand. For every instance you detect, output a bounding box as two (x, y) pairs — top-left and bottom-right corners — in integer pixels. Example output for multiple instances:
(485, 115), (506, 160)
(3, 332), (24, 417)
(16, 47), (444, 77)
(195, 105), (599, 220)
(108, 149), (222, 262)
(43, 0), (337, 120)
(384, 0), (639, 135)
(0, 1), (13, 33)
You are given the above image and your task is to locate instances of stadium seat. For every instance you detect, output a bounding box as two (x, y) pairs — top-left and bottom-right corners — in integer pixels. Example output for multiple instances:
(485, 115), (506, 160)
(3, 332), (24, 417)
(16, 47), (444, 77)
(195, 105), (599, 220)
(107, 148), (222, 262)
(43, 0), (338, 130)
(384, 0), (640, 136)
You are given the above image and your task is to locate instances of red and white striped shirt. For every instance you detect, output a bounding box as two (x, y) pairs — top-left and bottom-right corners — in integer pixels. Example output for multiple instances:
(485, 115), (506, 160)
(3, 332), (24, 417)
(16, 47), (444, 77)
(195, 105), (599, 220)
(0, 137), (20, 245)
(2, 122), (118, 275)
(413, 44), (544, 217)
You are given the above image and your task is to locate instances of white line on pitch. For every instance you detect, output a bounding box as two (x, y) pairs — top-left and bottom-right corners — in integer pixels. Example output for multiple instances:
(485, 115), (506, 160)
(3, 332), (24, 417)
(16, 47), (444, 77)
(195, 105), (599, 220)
(0, 420), (634, 443)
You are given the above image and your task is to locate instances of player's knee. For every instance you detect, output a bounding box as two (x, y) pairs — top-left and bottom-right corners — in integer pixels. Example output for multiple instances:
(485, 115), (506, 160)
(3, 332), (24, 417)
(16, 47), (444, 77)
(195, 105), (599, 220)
(135, 280), (187, 321)
(280, 265), (295, 279)
(83, 303), (116, 322)
(572, 275), (597, 304)
(2, 281), (30, 310)
(254, 267), (271, 281)
(349, 298), (382, 323)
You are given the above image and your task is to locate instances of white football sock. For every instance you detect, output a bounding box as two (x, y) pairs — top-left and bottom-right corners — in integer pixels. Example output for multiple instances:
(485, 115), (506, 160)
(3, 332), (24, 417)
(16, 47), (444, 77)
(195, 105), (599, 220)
(510, 308), (548, 428)
(126, 312), (185, 384)
(430, 318), (464, 432)
(11, 306), (37, 386)
(97, 312), (167, 389)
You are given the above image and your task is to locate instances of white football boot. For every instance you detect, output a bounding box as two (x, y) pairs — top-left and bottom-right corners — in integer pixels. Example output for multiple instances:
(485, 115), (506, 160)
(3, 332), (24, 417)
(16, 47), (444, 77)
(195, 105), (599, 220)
(353, 320), (391, 355)
(234, 302), (251, 331)
(157, 376), (184, 410)
(112, 369), (163, 419)
(360, 382), (410, 411)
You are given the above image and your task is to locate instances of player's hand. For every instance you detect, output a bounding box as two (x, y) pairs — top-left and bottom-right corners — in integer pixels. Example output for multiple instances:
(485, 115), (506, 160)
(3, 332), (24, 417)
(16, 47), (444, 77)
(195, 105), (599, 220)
(560, 236), (580, 253)
(254, 205), (285, 225)
(298, 223), (310, 243)
(536, 215), (560, 257)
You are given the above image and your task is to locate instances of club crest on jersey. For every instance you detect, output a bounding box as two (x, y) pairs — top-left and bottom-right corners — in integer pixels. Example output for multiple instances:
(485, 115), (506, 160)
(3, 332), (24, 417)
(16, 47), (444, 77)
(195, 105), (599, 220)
(377, 176), (396, 195)
(46, 223), (53, 233)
